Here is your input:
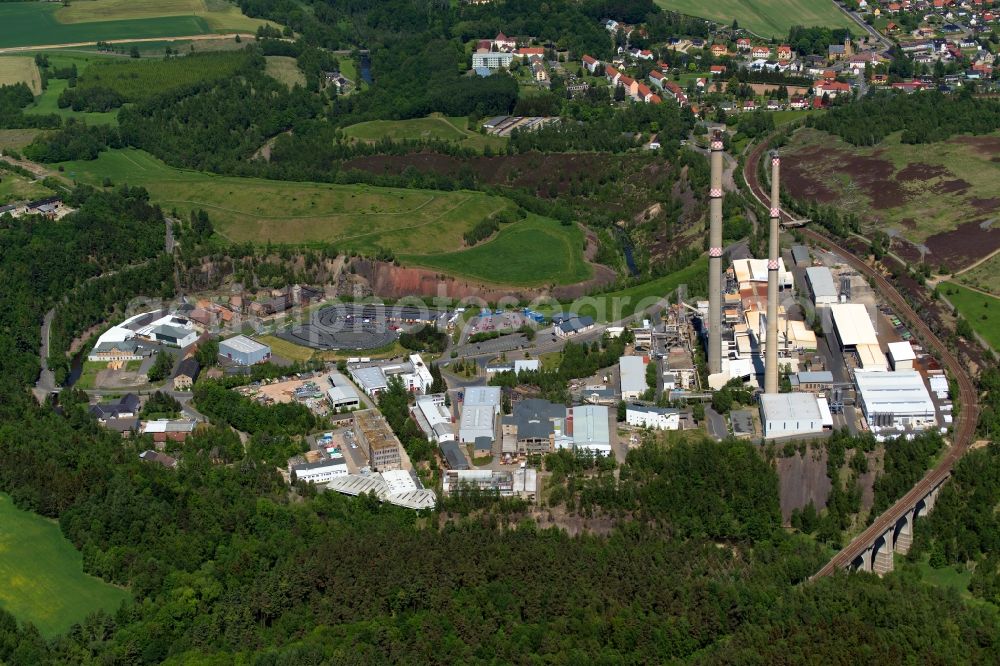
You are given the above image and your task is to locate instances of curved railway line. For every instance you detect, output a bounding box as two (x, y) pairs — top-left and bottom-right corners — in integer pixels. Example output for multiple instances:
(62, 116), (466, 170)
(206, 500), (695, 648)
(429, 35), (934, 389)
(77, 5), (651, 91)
(743, 138), (980, 578)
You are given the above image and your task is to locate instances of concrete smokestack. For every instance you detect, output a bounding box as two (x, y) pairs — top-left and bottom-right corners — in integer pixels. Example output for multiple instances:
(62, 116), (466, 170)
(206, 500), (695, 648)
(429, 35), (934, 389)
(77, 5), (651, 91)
(708, 130), (724, 375)
(764, 150), (781, 394)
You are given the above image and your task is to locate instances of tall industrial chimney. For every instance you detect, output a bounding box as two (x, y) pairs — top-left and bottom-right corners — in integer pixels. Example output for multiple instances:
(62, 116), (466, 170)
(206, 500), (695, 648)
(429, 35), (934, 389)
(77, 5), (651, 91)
(764, 150), (781, 393)
(708, 131), (724, 375)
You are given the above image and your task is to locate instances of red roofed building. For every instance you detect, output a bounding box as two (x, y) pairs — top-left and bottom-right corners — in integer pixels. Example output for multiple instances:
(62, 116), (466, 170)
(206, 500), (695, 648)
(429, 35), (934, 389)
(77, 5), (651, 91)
(637, 82), (655, 102)
(582, 54), (600, 73)
(494, 32), (516, 50)
(777, 45), (793, 61)
(891, 80), (925, 92)
(736, 38), (752, 51)
(605, 65), (621, 85)
(648, 70), (666, 88)
(710, 64), (726, 75)
(516, 47), (545, 58)
(814, 79), (850, 98)
(711, 43), (727, 56)
(649, 94), (662, 104)
(752, 45), (771, 59)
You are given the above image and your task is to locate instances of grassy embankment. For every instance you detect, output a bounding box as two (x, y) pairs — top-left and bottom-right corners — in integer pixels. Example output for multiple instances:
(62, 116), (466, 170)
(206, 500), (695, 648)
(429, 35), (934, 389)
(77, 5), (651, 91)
(942, 282), (1000, 351)
(342, 113), (507, 153)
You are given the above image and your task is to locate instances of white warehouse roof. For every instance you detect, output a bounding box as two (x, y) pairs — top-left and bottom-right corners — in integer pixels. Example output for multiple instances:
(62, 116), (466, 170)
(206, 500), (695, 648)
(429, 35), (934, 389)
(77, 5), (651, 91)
(759, 392), (823, 421)
(854, 370), (935, 416)
(805, 266), (838, 303)
(221, 335), (269, 354)
(619, 355), (648, 395)
(887, 341), (916, 362)
(830, 303), (879, 347)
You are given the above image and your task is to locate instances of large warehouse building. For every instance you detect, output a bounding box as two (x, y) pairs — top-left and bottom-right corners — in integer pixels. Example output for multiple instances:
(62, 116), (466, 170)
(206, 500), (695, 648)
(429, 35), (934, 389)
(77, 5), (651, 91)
(759, 392), (832, 439)
(854, 370), (936, 435)
(828, 303), (887, 370)
(459, 386), (502, 443)
(568, 405), (612, 456)
(219, 335), (271, 365)
(619, 355), (648, 401)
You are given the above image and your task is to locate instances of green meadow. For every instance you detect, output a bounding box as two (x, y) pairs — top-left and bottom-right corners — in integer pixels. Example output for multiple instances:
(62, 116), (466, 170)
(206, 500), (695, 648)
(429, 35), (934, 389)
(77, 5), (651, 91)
(0, 494), (129, 637)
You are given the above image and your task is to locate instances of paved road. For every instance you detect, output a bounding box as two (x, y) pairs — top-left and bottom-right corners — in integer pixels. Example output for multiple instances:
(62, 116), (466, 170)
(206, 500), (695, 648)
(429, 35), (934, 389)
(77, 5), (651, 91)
(32, 308), (57, 402)
(705, 407), (728, 441)
(834, 3), (892, 51)
(744, 137), (980, 578)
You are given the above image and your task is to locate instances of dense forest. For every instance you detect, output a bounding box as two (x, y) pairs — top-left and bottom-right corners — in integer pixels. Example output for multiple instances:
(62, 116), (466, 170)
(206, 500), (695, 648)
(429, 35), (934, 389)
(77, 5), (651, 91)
(808, 90), (1000, 145)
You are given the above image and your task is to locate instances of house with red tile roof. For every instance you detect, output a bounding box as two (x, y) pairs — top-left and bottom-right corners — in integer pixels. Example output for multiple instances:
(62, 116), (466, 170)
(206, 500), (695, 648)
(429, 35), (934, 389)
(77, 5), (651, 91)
(582, 54), (600, 73)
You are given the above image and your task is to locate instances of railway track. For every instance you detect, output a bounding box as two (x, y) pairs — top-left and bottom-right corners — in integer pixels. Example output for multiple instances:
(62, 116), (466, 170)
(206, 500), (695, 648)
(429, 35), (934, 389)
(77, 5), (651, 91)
(743, 138), (980, 578)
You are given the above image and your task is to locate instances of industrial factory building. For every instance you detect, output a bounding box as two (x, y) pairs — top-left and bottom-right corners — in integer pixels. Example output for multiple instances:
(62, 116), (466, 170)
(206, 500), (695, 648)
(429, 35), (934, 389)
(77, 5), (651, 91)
(759, 392), (832, 439)
(219, 335), (271, 366)
(828, 303), (888, 370)
(854, 370), (936, 435)
(459, 386), (501, 443)
(805, 266), (839, 307)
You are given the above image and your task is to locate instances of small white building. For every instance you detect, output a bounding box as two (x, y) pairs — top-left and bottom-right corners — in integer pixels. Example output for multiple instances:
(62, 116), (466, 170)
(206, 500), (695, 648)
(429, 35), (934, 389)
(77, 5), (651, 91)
(759, 392), (830, 439)
(887, 341), (916, 370)
(626, 405), (680, 430)
(513, 359), (540, 373)
(619, 355), (649, 401)
(291, 456), (348, 484)
(219, 335), (271, 365)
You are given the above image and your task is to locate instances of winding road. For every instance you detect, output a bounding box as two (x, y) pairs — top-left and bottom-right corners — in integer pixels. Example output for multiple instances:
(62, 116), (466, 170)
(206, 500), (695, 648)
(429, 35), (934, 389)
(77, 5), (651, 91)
(743, 138), (980, 578)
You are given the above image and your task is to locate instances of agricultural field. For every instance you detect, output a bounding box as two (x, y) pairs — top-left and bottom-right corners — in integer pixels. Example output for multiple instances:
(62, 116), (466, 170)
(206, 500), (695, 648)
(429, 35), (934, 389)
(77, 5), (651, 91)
(56, 0), (270, 33)
(342, 114), (506, 153)
(0, 56), (41, 94)
(654, 0), (855, 38)
(782, 128), (1000, 277)
(0, 493), (130, 637)
(941, 282), (1000, 351)
(76, 50), (249, 101)
(0, 170), (53, 205)
(264, 56), (305, 89)
(400, 214), (592, 286)
(58, 148), (517, 256)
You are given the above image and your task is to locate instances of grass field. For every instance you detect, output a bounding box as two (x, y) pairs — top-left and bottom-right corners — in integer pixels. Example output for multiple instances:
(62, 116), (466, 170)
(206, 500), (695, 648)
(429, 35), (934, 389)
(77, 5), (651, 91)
(956, 253), (1000, 296)
(942, 282), (1000, 351)
(573, 257), (707, 323)
(26, 78), (119, 126)
(0, 170), (52, 204)
(58, 148), (518, 256)
(257, 334), (314, 362)
(0, 128), (43, 150)
(400, 214), (592, 287)
(264, 56), (305, 89)
(0, 56), (41, 94)
(342, 114), (506, 152)
(56, 0), (270, 33)
(654, 0), (855, 38)
(0, 494), (129, 637)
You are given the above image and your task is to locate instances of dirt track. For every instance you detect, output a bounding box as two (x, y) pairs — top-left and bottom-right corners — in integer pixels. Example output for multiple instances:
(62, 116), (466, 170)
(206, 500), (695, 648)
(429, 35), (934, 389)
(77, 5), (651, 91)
(0, 33), (254, 55)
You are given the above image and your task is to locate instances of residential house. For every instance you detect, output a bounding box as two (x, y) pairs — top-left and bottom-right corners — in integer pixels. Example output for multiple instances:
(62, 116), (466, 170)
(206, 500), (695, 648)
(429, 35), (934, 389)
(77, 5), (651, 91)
(90, 393), (141, 422)
(493, 32), (516, 50)
(516, 47), (545, 59)
(139, 450), (178, 469)
(777, 45), (793, 61)
(636, 82), (654, 102)
(582, 54), (600, 73)
(709, 64), (726, 75)
(143, 419), (198, 443)
(711, 43), (727, 57)
(736, 37), (752, 51)
(173, 357), (200, 391)
(752, 45), (771, 59)
(648, 70), (666, 88)
(790, 96), (808, 109)
(814, 79), (850, 98)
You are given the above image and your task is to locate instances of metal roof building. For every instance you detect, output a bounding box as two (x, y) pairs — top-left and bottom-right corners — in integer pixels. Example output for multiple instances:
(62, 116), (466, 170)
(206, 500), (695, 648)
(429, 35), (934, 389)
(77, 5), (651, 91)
(569, 405), (612, 455)
(219, 335), (271, 365)
(829, 303), (879, 350)
(854, 370), (936, 434)
(459, 386), (501, 443)
(887, 341), (916, 370)
(759, 393), (830, 439)
(805, 266), (838, 306)
(619, 355), (648, 400)
(791, 244), (811, 266)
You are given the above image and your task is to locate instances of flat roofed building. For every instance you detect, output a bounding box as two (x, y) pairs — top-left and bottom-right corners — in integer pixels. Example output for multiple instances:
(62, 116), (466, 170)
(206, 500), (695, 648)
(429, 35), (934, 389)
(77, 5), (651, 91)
(569, 405), (612, 456)
(459, 386), (501, 443)
(291, 456), (348, 484)
(791, 244), (811, 266)
(829, 303), (879, 351)
(887, 341), (916, 370)
(472, 51), (514, 70)
(856, 342), (889, 370)
(413, 394), (455, 442)
(759, 393), (828, 439)
(219, 335), (271, 365)
(354, 409), (402, 471)
(326, 372), (361, 410)
(806, 266), (838, 306)
(501, 398), (565, 455)
(854, 370), (936, 433)
(625, 405), (680, 430)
